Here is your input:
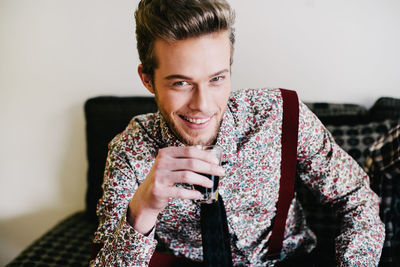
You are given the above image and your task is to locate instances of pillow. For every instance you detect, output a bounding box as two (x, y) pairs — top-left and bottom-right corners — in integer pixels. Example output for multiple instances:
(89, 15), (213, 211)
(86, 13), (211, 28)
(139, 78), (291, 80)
(325, 120), (398, 166)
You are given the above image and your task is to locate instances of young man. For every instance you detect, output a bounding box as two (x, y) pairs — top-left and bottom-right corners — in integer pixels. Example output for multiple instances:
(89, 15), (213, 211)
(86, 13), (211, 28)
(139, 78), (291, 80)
(91, 0), (384, 266)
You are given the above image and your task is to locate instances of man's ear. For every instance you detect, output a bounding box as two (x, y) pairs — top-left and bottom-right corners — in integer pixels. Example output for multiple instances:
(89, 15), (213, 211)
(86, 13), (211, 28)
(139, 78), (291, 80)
(138, 64), (155, 94)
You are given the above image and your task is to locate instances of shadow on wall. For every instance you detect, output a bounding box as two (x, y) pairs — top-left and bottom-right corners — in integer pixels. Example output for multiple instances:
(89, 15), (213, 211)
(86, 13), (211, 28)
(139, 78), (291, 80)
(0, 101), (88, 265)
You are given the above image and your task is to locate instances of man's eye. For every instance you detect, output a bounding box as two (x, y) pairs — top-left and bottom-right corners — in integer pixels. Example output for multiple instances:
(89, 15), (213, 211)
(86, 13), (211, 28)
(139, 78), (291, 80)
(210, 76), (224, 83)
(173, 81), (189, 87)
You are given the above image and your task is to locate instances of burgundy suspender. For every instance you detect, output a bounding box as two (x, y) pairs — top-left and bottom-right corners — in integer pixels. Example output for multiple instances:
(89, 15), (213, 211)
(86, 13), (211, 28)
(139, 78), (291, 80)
(266, 88), (299, 259)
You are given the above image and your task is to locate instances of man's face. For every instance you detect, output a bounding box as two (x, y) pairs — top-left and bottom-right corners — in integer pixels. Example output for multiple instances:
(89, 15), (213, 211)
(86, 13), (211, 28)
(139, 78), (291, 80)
(140, 31), (232, 145)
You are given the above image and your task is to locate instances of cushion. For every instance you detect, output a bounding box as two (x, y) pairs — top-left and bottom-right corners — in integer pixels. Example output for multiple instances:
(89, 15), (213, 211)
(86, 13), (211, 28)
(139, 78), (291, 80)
(85, 96), (157, 221)
(305, 102), (368, 125)
(325, 120), (398, 166)
(369, 97), (400, 122)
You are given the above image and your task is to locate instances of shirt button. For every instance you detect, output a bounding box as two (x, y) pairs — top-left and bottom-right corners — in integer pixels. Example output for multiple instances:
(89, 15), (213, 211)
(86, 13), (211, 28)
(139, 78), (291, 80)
(233, 216), (239, 223)
(219, 188), (224, 195)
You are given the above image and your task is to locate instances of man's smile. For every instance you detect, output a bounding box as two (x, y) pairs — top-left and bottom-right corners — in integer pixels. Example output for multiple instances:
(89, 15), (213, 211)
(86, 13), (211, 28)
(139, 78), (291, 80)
(179, 114), (214, 129)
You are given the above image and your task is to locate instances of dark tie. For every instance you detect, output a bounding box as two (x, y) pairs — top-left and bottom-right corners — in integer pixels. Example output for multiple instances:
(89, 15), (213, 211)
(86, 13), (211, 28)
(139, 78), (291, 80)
(200, 194), (233, 267)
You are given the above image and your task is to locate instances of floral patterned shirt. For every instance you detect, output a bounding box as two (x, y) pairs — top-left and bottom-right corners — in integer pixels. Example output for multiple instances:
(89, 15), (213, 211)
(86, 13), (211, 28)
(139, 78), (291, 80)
(92, 88), (384, 266)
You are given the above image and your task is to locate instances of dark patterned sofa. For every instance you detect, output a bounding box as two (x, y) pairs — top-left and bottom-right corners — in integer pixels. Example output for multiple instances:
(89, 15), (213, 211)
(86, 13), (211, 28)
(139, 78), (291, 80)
(7, 95), (400, 267)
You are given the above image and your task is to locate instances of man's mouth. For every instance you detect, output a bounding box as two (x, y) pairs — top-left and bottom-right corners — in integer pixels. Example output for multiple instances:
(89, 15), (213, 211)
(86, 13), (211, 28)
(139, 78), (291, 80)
(179, 115), (212, 125)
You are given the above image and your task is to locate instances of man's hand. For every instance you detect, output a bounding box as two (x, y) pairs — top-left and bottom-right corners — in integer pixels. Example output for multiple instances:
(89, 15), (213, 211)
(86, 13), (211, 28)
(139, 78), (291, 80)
(127, 146), (225, 234)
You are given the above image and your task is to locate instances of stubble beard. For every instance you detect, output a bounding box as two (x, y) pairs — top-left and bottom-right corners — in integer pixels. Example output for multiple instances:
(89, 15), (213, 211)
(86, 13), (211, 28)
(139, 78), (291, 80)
(154, 93), (221, 146)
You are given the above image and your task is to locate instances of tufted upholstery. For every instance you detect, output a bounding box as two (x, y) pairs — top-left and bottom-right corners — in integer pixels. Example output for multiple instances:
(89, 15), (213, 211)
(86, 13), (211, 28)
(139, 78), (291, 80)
(7, 212), (97, 266)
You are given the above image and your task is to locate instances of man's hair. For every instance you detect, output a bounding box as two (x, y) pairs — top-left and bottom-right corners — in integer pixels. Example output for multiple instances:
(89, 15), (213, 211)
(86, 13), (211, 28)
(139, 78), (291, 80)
(135, 0), (235, 78)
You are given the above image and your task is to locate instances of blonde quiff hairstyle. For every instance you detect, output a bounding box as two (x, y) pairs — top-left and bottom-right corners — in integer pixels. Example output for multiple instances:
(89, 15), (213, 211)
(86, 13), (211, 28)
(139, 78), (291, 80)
(135, 0), (235, 79)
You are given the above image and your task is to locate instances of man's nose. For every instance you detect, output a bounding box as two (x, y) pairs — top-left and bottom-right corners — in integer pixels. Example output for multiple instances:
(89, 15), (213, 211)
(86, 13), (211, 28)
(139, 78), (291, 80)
(188, 85), (209, 111)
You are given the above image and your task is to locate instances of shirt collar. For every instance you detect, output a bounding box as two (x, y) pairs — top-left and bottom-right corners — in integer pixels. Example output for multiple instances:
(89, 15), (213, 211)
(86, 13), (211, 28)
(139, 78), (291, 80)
(159, 112), (185, 148)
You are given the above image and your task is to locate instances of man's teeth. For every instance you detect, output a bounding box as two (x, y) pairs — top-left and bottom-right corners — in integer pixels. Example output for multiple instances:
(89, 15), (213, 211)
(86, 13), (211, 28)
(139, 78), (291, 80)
(183, 116), (210, 124)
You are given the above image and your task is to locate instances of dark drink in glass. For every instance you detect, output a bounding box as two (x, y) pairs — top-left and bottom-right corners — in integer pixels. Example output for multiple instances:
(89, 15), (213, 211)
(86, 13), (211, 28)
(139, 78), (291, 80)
(192, 145), (223, 204)
(194, 174), (220, 203)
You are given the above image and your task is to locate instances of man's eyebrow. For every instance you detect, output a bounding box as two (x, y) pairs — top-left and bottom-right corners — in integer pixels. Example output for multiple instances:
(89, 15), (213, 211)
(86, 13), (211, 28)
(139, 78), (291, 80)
(165, 74), (192, 80)
(164, 69), (229, 81)
(209, 69), (229, 78)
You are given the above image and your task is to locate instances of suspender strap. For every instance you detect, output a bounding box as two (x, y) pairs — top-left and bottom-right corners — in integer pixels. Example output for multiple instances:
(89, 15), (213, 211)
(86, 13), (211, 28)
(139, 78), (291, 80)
(267, 88), (299, 259)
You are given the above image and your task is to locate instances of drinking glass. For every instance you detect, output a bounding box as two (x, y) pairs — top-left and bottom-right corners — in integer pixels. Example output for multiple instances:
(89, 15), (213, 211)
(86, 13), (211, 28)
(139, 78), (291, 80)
(193, 145), (223, 204)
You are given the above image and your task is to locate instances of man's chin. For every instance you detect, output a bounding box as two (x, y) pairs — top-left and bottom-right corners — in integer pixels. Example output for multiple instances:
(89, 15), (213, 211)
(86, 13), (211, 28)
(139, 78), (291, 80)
(177, 130), (218, 146)
(165, 116), (220, 145)
(179, 135), (213, 146)
(178, 121), (222, 146)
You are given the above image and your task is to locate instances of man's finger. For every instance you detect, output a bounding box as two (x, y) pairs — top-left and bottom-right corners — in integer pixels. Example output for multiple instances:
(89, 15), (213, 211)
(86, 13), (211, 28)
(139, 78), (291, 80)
(169, 171), (214, 188)
(170, 158), (225, 176)
(168, 186), (203, 200)
(160, 146), (220, 165)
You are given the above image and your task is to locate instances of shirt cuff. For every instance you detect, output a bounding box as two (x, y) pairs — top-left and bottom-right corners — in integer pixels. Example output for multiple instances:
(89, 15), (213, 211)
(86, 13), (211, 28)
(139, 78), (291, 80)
(110, 213), (158, 265)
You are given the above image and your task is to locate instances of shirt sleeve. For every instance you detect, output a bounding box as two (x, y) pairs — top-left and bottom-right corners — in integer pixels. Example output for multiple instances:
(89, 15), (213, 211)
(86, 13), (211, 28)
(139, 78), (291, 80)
(296, 101), (385, 266)
(91, 139), (158, 266)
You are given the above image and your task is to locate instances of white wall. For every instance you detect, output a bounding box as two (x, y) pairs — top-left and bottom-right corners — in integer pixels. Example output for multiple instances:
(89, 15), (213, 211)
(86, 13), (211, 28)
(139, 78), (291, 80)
(230, 0), (400, 106)
(1, 0), (399, 264)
